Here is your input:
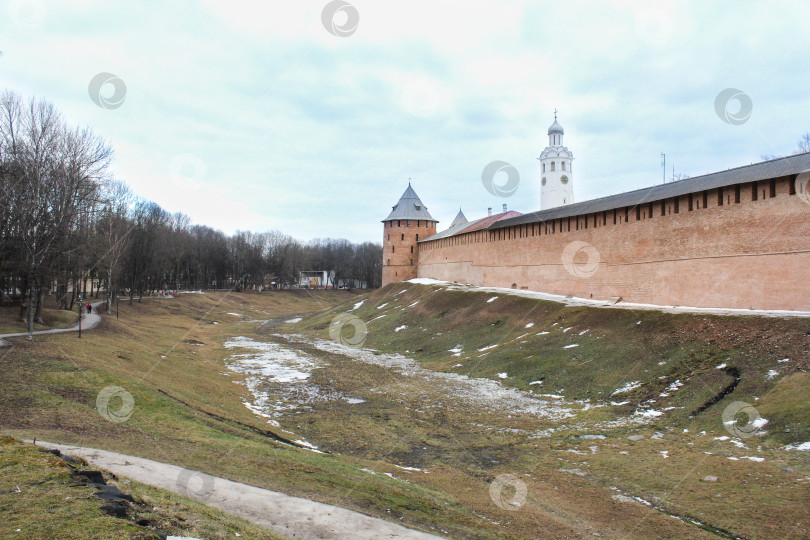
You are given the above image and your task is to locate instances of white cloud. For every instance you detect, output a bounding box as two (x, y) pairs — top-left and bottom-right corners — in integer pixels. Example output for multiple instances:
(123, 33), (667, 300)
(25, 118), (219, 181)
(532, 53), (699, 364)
(1, 0), (808, 240)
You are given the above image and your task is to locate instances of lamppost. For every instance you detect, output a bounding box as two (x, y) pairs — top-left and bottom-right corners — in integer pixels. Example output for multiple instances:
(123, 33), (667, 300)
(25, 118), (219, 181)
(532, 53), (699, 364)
(77, 294), (82, 338)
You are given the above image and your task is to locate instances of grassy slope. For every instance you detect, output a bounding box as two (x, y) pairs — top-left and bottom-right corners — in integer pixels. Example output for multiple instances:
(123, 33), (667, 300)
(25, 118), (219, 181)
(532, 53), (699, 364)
(0, 290), (483, 539)
(0, 300), (79, 334)
(0, 436), (279, 539)
(291, 282), (810, 539)
(1, 286), (808, 539)
(329, 283), (809, 444)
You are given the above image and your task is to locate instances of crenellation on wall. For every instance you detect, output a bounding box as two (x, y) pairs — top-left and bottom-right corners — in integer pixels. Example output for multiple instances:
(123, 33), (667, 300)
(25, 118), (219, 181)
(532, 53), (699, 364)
(416, 175), (809, 310)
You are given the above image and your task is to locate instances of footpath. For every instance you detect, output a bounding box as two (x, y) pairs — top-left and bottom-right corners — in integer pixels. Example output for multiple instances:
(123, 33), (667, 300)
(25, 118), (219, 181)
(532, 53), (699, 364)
(33, 441), (441, 540)
(0, 301), (104, 347)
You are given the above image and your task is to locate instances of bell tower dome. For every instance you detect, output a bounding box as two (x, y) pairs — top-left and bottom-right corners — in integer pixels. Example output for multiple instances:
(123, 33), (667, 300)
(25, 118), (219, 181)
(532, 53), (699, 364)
(538, 110), (575, 210)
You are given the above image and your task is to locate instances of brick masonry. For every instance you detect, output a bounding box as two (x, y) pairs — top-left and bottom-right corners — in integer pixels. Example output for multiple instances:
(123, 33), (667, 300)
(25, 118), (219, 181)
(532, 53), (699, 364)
(414, 176), (810, 311)
(382, 218), (437, 286)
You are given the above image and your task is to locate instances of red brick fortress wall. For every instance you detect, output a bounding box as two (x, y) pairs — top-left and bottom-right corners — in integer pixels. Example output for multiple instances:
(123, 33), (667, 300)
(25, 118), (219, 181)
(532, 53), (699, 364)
(417, 176), (810, 311)
(382, 218), (437, 286)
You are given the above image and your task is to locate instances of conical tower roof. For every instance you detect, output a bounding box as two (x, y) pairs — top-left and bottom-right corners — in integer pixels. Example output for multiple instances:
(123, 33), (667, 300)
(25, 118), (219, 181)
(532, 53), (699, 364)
(450, 208), (468, 227)
(382, 183), (436, 221)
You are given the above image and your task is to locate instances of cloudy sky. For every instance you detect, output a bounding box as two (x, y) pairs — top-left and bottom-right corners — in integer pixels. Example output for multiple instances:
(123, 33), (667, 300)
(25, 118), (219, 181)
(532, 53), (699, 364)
(2, 0), (808, 242)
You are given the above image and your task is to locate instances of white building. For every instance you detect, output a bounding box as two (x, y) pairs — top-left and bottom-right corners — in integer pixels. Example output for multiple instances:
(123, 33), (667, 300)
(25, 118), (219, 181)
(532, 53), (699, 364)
(538, 112), (575, 210)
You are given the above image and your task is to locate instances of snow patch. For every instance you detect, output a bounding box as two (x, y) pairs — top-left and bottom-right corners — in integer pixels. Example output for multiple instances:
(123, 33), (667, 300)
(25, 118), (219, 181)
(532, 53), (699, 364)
(350, 300), (366, 311)
(285, 317), (302, 324)
(563, 344), (579, 349)
(611, 381), (642, 396)
(486, 296), (498, 303)
(525, 322), (535, 328)
(765, 369), (779, 380)
(785, 442), (810, 451)
(394, 325), (407, 332)
(497, 372), (508, 379)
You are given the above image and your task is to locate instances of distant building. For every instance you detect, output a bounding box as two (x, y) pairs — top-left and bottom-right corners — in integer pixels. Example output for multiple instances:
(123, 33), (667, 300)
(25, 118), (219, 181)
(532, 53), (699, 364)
(539, 112), (575, 210)
(299, 270), (332, 288)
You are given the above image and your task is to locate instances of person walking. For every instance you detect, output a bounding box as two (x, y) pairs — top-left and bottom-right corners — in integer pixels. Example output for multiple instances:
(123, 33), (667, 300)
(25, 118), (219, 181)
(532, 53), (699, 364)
(86, 303), (92, 314)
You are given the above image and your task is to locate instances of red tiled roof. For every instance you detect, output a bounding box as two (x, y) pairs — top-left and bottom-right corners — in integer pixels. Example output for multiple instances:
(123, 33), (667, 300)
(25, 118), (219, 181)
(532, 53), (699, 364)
(456, 210), (522, 234)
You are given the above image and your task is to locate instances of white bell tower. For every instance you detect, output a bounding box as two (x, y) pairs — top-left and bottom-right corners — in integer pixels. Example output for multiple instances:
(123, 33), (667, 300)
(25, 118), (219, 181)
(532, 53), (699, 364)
(538, 110), (575, 210)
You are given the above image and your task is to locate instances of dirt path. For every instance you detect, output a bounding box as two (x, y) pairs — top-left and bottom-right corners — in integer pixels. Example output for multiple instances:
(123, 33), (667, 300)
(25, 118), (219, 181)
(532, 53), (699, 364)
(33, 441), (442, 540)
(0, 301), (104, 347)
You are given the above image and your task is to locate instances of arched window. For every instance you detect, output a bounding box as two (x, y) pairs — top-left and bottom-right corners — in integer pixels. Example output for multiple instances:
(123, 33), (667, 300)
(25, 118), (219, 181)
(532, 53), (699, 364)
(542, 163), (546, 173)
(401, 233), (404, 240)
(562, 161), (566, 171)
(410, 245), (413, 253)
(551, 162), (556, 171)
(387, 259), (390, 265)
(392, 245), (395, 253)
(415, 234), (419, 241)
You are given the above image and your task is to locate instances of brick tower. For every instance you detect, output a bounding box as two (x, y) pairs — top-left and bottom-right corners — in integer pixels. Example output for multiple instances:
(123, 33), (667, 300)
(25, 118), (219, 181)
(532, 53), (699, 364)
(382, 183), (438, 286)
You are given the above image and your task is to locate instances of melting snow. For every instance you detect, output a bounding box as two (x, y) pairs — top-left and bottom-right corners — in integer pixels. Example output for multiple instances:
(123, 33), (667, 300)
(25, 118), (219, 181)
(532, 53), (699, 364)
(716, 363), (727, 369)
(478, 344), (498, 352)
(612, 381), (642, 396)
(486, 296), (498, 303)
(537, 331), (550, 335)
(563, 344), (579, 349)
(279, 334), (577, 421)
(377, 303), (389, 309)
(635, 409), (664, 418)
(350, 300), (366, 311)
(525, 322), (535, 328)
(777, 358), (790, 363)
(285, 317), (302, 323)
(562, 327), (573, 333)
(225, 336), (363, 422)
(741, 456), (765, 462)
(578, 329), (589, 335)
(394, 325), (407, 332)
(785, 442), (810, 451)
(498, 372), (508, 379)
(529, 380), (543, 385)
(765, 369), (779, 380)
(752, 417), (769, 429)
(393, 464), (424, 472)
(294, 439), (325, 453)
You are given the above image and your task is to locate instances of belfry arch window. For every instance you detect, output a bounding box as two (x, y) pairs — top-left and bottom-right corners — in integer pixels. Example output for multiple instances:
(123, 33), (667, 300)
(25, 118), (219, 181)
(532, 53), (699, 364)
(551, 162), (556, 171)
(542, 163), (546, 173)
(561, 161), (566, 171)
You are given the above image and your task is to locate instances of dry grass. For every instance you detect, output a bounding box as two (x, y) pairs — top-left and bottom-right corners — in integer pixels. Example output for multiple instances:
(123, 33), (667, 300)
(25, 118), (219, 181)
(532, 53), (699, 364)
(1, 286), (808, 539)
